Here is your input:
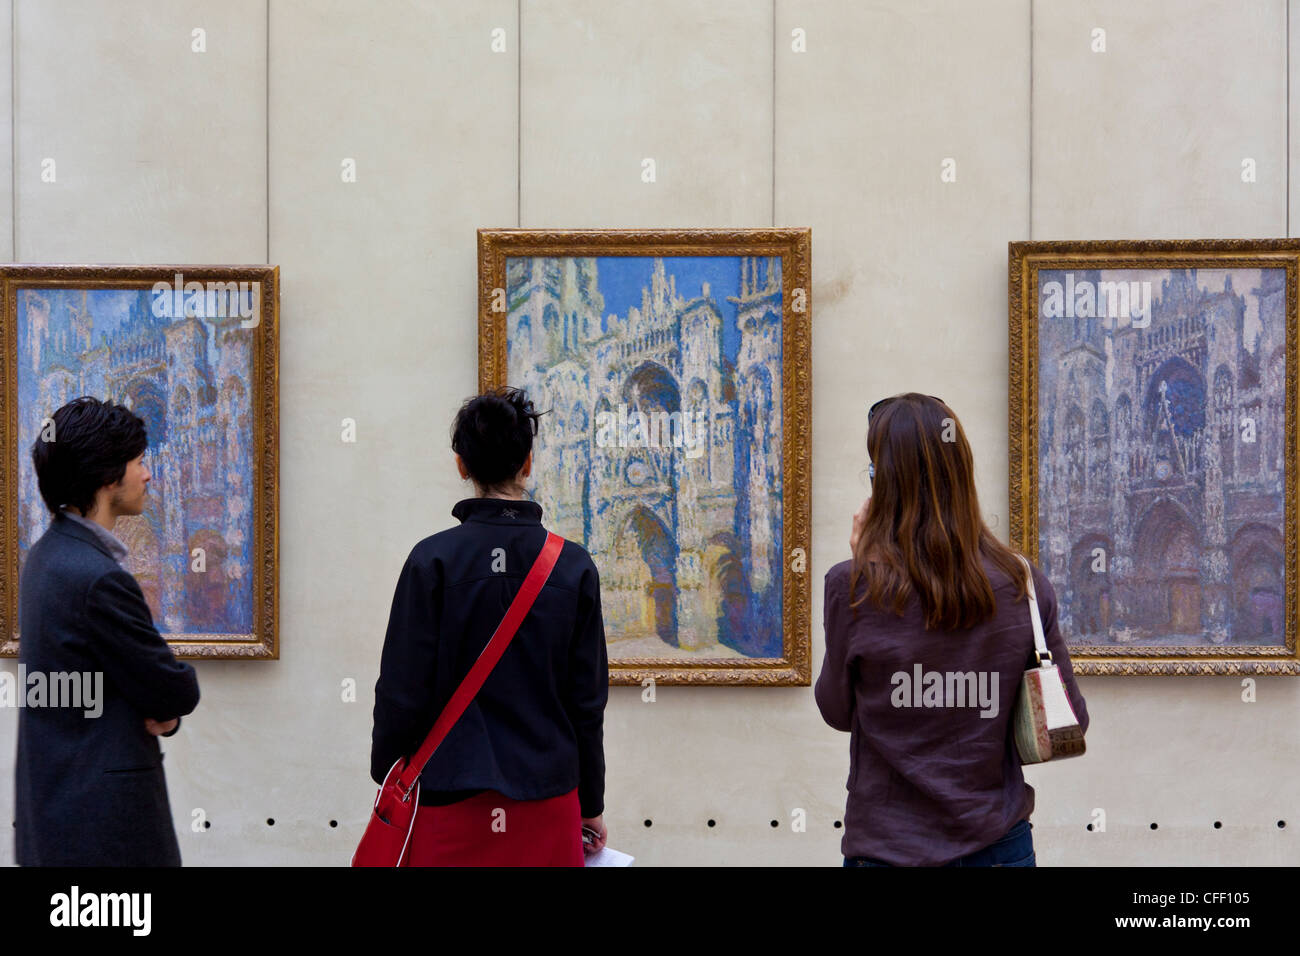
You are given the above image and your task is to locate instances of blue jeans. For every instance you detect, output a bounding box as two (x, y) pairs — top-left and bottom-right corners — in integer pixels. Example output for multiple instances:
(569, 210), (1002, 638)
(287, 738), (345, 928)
(843, 819), (1035, 867)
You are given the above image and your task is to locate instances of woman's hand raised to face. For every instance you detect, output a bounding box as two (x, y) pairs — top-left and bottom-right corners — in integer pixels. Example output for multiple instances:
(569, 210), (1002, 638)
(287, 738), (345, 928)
(850, 498), (870, 555)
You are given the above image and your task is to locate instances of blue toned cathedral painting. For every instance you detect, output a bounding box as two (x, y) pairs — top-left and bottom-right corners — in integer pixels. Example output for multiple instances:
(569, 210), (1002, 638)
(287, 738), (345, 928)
(16, 288), (257, 635)
(506, 256), (783, 659)
(1037, 268), (1286, 647)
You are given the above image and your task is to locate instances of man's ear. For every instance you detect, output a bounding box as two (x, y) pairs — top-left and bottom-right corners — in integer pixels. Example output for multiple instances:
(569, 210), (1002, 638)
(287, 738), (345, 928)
(455, 454), (469, 480)
(521, 451), (533, 480)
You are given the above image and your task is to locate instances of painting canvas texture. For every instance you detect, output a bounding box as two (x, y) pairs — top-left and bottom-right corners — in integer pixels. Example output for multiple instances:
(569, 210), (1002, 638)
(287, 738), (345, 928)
(506, 255), (783, 660)
(1036, 267), (1285, 649)
(16, 286), (257, 636)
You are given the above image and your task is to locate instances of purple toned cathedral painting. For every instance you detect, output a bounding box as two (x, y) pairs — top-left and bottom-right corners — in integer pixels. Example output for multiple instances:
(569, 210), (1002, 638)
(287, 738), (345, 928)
(1036, 268), (1285, 648)
(506, 255), (784, 661)
(16, 286), (257, 636)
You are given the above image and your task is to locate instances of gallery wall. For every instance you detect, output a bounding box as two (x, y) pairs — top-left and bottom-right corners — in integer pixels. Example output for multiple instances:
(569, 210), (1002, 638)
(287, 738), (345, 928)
(1, 0), (1296, 866)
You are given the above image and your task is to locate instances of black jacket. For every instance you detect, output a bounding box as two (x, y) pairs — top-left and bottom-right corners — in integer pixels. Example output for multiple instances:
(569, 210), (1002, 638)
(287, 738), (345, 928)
(14, 513), (200, 866)
(370, 498), (608, 817)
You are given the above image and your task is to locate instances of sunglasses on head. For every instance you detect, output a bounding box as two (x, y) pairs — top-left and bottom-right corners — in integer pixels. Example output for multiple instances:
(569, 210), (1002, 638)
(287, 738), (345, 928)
(868, 395), (946, 422)
(867, 395), (947, 481)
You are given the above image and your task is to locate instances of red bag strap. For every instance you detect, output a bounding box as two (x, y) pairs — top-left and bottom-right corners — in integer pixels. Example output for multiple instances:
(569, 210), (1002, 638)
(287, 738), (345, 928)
(395, 531), (565, 797)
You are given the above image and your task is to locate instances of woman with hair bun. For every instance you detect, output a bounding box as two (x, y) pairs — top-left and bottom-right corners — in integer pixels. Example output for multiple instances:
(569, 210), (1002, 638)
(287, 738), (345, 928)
(369, 387), (609, 866)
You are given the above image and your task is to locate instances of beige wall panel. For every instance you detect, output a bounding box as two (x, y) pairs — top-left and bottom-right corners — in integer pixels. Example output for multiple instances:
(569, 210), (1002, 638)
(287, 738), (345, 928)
(13, 0), (266, 262)
(1033, 0), (1286, 240)
(235, 0), (518, 865)
(0, 0), (13, 260)
(1291, 0), (1300, 237)
(522, 0), (808, 866)
(775, 0), (1034, 866)
(1031, 0), (1296, 864)
(0, 0), (264, 867)
(519, 0), (773, 228)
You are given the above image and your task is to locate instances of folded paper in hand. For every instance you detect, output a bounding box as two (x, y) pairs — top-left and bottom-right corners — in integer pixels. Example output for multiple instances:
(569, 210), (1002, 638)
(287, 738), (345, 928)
(584, 846), (634, 867)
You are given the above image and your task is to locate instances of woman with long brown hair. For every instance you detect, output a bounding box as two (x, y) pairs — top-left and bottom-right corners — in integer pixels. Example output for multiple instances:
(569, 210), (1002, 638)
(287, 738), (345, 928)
(815, 393), (1089, 866)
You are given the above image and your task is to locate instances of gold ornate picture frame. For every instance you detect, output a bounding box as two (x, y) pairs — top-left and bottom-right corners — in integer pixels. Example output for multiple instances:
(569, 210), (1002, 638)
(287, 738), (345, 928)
(1, 265), (279, 660)
(1009, 239), (1297, 674)
(479, 229), (811, 685)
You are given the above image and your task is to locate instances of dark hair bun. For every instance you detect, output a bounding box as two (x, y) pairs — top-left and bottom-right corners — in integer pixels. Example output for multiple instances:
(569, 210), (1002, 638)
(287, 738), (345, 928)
(450, 387), (544, 488)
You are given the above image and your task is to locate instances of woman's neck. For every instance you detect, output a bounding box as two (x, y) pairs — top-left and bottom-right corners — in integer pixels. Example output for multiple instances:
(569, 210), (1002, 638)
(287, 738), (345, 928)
(478, 487), (525, 501)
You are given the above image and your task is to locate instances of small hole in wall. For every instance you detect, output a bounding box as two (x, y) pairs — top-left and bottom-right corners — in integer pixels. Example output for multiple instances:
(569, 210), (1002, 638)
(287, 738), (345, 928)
(643, 819), (652, 828)
(1086, 824), (1093, 831)
(833, 821), (842, 829)
(267, 818), (275, 827)
(204, 821), (211, 830)
(329, 820), (338, 828)
(1149, 823), (1158, 830)
(1213, 821), (1222, 829)
(707, 819), (716, 828)
(1279, 820), (1287, 829)
(769, 820), (779, 828)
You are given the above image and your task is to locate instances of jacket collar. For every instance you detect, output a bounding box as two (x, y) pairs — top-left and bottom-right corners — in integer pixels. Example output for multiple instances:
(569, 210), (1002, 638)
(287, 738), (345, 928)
(50, 511), (120, 562)
(452, 497), (543, 526)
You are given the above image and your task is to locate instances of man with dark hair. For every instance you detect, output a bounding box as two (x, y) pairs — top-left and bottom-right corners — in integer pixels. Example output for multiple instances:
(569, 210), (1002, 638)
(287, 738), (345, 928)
(15, 396), (200, 866)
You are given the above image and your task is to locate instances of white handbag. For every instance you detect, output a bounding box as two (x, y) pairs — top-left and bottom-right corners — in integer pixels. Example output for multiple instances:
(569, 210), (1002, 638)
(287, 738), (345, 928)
(1012, 555), (1086, 764)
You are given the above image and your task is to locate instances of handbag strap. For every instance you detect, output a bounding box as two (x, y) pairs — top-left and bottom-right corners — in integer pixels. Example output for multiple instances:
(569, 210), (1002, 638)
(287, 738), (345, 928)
(395, 530), (565, 797)
(1015, 554), (1050, 665)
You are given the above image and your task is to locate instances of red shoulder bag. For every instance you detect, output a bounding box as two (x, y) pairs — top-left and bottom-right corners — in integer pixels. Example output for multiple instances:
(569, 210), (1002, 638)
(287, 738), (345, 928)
(352, 531), (565, 867)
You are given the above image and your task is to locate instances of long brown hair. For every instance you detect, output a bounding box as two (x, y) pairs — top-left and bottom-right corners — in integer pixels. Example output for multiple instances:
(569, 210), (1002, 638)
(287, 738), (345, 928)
(850, 393), (1028, 629)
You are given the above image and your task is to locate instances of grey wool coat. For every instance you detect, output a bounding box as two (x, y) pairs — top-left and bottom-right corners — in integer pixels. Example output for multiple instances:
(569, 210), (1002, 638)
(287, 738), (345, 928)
(14, 512), (200, 866)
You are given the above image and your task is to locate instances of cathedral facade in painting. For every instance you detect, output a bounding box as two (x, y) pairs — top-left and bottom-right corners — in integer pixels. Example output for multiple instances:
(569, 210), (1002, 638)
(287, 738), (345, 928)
(507, 255), (783, 659)
(1038, 268), (1285, 647)
(17, 287), (256, 635)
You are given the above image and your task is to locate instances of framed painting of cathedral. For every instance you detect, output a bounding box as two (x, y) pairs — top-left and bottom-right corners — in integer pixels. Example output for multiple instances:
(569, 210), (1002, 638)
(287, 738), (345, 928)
(1009, 240), (1298, 674)
(0, 265), (279, 659)
(478, 229), (811, 685)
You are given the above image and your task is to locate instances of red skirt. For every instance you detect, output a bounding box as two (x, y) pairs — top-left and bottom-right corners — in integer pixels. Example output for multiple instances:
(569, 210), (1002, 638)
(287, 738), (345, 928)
(404, 787), (584, 867)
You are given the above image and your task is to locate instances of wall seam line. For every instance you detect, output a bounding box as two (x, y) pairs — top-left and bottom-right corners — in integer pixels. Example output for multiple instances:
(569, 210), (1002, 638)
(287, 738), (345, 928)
(11, 0), (16, 259)
(266, 0), (270, 264)
(517, 0), (521, 228)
